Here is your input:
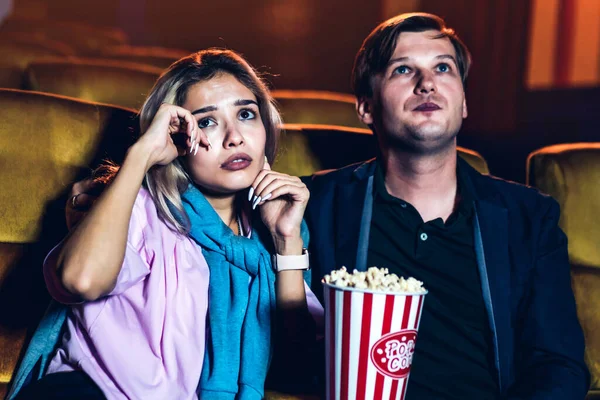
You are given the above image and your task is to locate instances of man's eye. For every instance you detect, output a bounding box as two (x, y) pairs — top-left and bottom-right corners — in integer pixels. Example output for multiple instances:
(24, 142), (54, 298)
(393, 66), (411, 75)
(436, 63), (451, 73)
(198, 118), (215, 129)
(239, 109), (256, 120)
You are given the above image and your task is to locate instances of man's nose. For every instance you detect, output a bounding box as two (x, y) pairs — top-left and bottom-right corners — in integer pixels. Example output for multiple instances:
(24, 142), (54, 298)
(414, 70), (436, 94)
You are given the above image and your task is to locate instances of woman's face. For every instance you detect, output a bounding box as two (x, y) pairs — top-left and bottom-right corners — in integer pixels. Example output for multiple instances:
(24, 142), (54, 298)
(182, 73), (267, 195)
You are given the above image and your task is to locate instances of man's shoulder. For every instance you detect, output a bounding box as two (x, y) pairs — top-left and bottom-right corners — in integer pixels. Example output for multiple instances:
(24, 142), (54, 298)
(472, 171), (558, 215)
(302, 159), (374, 190)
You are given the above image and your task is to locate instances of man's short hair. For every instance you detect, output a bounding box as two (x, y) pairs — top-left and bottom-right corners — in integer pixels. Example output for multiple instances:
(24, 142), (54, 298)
(352, 13), (472, 99)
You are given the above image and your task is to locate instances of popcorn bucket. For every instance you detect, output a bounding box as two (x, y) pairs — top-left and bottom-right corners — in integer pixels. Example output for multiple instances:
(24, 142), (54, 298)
(323, 283), (427, 400)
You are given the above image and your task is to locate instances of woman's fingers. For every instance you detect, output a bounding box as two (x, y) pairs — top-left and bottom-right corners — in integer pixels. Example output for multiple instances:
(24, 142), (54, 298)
(253, 183), (309, 209)
(178, 107), (212, 153)
(161, 103), (211, 155)
(251, 177), (307, 209)
(171, 107), (195, 153)
(250, 172), (301, 205)
(253, 172), (298, 197)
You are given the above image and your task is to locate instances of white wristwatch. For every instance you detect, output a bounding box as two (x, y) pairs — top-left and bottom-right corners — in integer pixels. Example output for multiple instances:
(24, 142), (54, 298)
(272, 248), (310, 272)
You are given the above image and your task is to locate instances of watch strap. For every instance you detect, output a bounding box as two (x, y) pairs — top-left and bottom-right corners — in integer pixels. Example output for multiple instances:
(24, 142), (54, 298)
(272, 248), (310, 272)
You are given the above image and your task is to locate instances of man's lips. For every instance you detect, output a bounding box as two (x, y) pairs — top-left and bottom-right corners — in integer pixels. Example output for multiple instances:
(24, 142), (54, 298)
(413, 102), (441, 112)
(221, 153), (252, 171)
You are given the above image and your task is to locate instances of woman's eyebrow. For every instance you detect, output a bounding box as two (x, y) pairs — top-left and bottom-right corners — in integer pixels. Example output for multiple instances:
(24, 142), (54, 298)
(191, 100), (257, 115)
(191, 105), (217, 115)
(234, 99), (258, 107)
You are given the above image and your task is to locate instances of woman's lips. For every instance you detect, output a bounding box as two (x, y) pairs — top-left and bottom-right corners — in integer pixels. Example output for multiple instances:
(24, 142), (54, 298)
(221, 153), (252, 171)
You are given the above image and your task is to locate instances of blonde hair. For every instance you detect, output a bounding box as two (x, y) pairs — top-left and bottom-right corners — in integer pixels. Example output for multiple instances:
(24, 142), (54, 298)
(106, 49), (282, 234)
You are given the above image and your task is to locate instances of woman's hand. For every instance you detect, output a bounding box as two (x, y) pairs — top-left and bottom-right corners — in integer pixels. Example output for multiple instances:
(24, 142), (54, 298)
(136, 103), (211, 171)
(250, 161), (309, 255)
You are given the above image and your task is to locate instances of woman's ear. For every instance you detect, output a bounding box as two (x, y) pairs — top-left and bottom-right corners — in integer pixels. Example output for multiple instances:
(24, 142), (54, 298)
(357, 97), (374, 125)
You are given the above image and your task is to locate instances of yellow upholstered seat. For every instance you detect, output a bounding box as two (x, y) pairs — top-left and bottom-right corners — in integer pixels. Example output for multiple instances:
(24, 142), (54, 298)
(0, 35), (75, 88)
(274, 124), (489, 177)
(272, 90), (366, 129)
(0, 89), (137, 397)
(25, 57), (162, 110)
(527, 143), (600, 399)
(457, 146), (490, 175)
(100, 45), (189, 69)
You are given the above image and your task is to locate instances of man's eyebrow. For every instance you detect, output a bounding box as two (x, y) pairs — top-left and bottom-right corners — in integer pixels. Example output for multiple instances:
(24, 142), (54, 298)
(436, 54), (458, 65)
(387, 56), (410, 65)
(387, 54), (458, 66)
(191, 105), (217, 115)
(234, 99), (259, 107)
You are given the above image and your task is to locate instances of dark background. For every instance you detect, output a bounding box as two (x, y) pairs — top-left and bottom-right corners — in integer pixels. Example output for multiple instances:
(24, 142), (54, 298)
(9, 0), (600, 183)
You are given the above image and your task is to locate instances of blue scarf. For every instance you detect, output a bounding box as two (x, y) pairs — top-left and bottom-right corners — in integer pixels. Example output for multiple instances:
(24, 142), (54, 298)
(177, 184), (309, 399)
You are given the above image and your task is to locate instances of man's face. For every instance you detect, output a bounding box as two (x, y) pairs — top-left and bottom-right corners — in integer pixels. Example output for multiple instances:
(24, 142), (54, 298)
(358, 30), (467, 154)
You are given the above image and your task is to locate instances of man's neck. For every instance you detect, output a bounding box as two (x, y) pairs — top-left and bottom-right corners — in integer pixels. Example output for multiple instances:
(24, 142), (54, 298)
(381, 146), (459, 223)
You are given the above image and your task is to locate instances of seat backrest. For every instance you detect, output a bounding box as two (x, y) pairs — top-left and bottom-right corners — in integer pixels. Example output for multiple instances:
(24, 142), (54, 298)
(25, 57), (162, 110)
(272, 90), (366, 129)
(0, 32), (75, 56)
(0, 36), (75, 88)
(527, 143), (600, 389)
(274, 124), (490, 176)
(0, 89), (137, 395)
(100, 45), (189, 69)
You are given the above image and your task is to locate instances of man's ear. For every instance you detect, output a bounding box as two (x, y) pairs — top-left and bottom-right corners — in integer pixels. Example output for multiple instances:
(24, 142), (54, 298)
(462, 96), (468, 119)
(357, 97), (374, 125)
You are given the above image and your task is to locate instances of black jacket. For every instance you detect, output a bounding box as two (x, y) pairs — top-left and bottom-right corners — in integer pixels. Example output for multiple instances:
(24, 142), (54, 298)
(302, 157), (589, 399)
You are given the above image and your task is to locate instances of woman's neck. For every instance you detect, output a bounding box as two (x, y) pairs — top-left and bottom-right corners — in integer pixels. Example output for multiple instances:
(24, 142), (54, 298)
(203, 191), (240, 234)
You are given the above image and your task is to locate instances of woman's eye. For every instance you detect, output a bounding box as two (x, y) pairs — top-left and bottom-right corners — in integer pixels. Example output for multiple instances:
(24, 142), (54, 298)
(393, 65), (411, 75)
(239, 109), (256, 120)
(198, 118), (215, 129)
(436, 63), (451, 73)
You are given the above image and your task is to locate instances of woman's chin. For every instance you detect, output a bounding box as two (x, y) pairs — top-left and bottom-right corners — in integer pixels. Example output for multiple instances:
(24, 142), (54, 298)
(193, 181), (253, 198)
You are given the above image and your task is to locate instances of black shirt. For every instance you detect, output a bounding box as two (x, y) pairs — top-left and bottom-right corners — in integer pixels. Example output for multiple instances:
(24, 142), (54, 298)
(367, 164), (499, 399)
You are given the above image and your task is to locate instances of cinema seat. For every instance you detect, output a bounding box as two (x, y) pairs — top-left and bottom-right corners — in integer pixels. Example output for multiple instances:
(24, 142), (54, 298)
(0, 89), (137, 397)
(527, 143), (600, 399)
(0, 35), (75, 88)
(272, 90), (366, 129)
(25, 57), (162, 110)
(100, 45), (189, 69)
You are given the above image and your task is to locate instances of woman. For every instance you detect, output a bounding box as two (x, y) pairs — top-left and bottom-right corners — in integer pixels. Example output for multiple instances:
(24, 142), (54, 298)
(11, 49), (322, 400)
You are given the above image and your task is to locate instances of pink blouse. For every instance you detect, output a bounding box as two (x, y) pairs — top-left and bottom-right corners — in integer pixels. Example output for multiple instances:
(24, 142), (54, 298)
(44, 188), (324, 400)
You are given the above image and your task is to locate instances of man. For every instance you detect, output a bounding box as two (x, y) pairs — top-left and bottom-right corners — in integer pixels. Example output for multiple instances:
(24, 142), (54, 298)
(303, 12), (589, 399)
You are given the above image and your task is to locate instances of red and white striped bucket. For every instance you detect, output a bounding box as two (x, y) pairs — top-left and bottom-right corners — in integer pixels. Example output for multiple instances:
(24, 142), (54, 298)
(323, 283), (427, 400)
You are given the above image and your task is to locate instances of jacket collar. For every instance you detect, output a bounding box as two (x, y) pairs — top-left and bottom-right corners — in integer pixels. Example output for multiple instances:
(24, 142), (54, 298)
(458, 157), (512, 390)
(352, 157), (377, 181)
(333, 159), (376, 271)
